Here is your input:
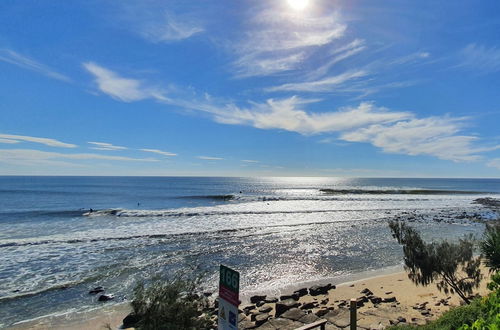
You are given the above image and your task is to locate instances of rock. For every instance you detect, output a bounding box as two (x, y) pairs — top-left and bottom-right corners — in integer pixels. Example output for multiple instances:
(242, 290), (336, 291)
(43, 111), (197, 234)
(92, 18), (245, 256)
(369, 296), (382, 304)
(421, 310), (431, 316)
(397, 316), (406, 323)
(239, 320), (258, 329)
(382, 296), (397, 303)
(268, 318), (303, 329)
(89, 286), (104, 294)
(355, 298), (365, 307)
(385, 291), (393, 295)
(361, 288), (373, 296)
(264, 297), (278, 303)
(259, 305), (273, 313)
(300, 302), (316, 310)
(256, 300), (265, 307)
(309, 283), (333, 296)
(122, 313), (140, 328)
(203, 292), (213, 297)
(275, 299), (300, 317)
(299, 313), (320, 324)
(254, 313), (269, 326)
(280, 293), (300, 301)
(315, 308), (329, 317)
(294, 288), (308, 297)
(250, 295), (266, 304)
(98, 294), (114, 301)
(243, 305), (256, 315)
(281, 308), (306, 321)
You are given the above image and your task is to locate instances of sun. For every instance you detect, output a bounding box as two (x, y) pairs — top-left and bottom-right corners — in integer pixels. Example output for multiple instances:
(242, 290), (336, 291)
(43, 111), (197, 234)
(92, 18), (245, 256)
(287, 0), (310, 11)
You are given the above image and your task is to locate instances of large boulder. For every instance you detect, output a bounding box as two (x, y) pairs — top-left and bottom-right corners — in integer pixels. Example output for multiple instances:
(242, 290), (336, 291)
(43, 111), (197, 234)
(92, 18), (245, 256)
(309, 283), (334, 296)
(98, 294), (114, 302)
(122, 313), (140, 329)
(293, 288), (308, 297)
(275, 299), (300, 317)
(280, 308), (306, 321)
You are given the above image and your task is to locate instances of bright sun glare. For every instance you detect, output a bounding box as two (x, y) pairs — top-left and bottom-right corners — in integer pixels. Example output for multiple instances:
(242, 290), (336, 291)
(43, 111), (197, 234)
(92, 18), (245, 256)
(287, 0), (310, 11)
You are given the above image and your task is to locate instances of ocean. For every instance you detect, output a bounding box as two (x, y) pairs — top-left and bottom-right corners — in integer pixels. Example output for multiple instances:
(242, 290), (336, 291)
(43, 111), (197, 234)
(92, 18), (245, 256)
(0, 176), (499, 327)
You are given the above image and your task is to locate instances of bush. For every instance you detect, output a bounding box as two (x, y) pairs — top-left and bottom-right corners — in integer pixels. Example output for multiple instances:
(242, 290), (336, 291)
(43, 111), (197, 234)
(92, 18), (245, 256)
(480, 224), (500, 273)
(130, 274), (213, 330)
(389, 220), (482, 304)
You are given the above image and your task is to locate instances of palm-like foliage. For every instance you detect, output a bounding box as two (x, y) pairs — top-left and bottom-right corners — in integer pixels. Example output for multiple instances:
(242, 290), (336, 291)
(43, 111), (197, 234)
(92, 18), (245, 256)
(480, 224), (500, 273)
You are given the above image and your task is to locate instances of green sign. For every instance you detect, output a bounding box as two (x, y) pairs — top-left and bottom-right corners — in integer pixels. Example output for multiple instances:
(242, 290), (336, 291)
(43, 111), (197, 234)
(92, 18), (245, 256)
(219, 264), (239, 294)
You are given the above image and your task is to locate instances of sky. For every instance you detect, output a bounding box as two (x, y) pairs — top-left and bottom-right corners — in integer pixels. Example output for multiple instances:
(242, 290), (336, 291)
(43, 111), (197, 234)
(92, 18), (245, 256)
(1, 0), (500, 177)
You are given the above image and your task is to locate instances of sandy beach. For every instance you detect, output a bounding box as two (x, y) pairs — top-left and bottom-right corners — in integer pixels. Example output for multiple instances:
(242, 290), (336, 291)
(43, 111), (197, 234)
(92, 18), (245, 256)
(8, 265), (492, 330)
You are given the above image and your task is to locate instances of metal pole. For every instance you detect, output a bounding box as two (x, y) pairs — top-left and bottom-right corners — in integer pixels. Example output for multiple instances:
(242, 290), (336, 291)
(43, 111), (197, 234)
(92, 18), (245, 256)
(350, 298), (357, 330)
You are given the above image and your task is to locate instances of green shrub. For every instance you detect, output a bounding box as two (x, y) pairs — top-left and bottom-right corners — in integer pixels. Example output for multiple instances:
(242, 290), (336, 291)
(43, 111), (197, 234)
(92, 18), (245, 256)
(389, 220), (482, 304)
(130, 274), (213, 330)
(481, 224), (500, 273)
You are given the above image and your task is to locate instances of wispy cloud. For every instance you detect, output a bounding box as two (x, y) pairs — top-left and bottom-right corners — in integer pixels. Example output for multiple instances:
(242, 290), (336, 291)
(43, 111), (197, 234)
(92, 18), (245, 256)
(88, 141), (127, 151)
(210, 98), (411, 135)
(232, 5), (346, 77)
(487, 159), (500, 170)
(140, 12), (203, 42)
(0, 149), (158, 166)
(241, 159), (259, 163)
(0, 138), (20, 144)
(0, 49), (70, 82)
(83, 62), (167, 102)
(266, 70), (367, 93)
(140, 148), (177, 156)
(340, 116), (496, 162)
(197, 156), (223, 160)
(456, 43), (500, 74)
(0, 133), (76, 148)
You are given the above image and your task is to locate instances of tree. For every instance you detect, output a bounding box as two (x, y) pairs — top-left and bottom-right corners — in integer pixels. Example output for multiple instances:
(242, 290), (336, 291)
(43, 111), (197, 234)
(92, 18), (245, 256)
(389, 220), (482, 304)
(480, 224), (500, 273)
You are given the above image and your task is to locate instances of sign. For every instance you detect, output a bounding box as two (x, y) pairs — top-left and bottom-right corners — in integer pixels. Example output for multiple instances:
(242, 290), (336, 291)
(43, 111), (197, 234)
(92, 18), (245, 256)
(218, 265), (239, 330)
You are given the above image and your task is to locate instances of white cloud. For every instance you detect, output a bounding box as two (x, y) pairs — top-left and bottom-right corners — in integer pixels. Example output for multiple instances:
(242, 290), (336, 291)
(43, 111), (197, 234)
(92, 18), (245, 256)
(487, 159), (500, 170)
(0, 138), (20, 144)
(233, 5), (346, 77)
(140, 148), (177, 156)
(211, 98), (411, 135)
(88, 141), (127, 151)
(197, 156), (223, 160)
(266, 70), (367, 92)
(140, 13), (203, 42)
(241, 159), (259, 163)
(0, 149), (158, 166)
(340, 117), (488, 162)
(83, 62), (167, 102)
(0, 133), (76, 148)
(457, 44), (500, 73)
(0, 49), (70, 82)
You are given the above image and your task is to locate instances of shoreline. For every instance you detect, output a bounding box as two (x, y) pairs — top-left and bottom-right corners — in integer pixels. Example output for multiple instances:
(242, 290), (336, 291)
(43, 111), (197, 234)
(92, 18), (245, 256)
(7, 265), (492, 330)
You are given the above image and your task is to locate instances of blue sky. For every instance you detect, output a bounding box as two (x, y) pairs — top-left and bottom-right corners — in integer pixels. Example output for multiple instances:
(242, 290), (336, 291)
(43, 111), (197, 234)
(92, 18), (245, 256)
(1, 0), (499, 177)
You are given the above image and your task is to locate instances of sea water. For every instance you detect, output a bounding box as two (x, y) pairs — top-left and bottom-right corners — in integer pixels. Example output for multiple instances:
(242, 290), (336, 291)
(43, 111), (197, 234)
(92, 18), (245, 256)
(0, 176), (499, 327)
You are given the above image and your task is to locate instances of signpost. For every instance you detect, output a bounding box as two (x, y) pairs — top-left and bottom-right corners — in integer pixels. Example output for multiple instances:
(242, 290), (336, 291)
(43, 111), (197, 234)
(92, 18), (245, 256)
(218, 265), (240, 330)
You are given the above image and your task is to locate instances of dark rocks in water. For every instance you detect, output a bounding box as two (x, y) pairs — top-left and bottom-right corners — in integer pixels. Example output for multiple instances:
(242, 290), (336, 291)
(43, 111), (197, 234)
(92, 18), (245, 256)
(250, 295), (266, 304)
(203, 292), (213, 297)
(293, 288), (308, 297)
(98, 294), (114, 302)
(473, 197), (500, 207)
(280, 293), (300, 301)
(122, 313), (140, 328)
(89, 286), (104, 294)
(275, 299), (300, 317)
(309, 283), (334, 296)
(264, 297), (278, 303)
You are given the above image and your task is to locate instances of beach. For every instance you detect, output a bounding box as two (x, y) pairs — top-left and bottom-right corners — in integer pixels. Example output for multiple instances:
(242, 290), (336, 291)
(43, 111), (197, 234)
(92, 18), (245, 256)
(8, 265), (493, 329)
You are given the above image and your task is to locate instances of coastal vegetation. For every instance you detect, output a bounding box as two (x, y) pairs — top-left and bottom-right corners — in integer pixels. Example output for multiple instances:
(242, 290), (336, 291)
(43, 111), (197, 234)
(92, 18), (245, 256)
(388, 220), (482, 304)
(127, 274), (213, 330)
